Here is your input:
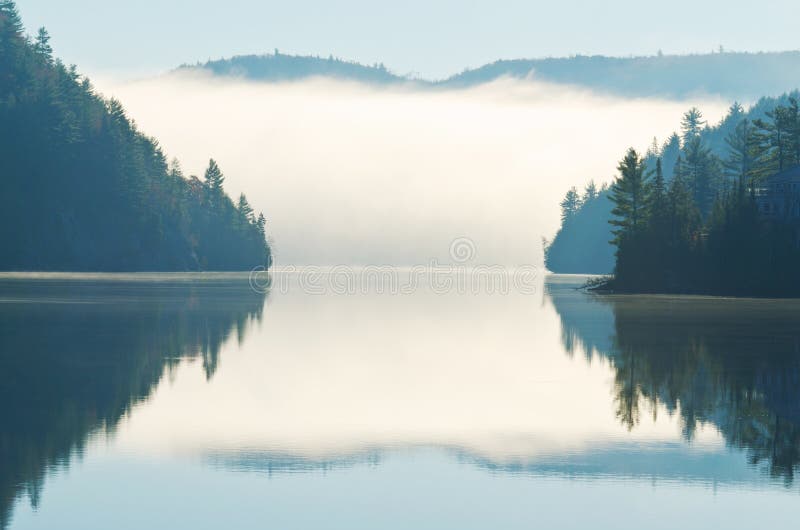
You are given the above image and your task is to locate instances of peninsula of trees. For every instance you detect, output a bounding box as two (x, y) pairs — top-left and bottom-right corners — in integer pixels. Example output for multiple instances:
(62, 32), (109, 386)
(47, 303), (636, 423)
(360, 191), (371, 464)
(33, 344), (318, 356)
(598, 99), (800, 296)
(0, 1), (271, 271)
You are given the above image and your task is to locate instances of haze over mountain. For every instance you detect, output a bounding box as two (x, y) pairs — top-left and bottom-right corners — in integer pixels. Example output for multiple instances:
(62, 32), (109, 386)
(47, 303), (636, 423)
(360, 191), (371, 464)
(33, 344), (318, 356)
(180, 50), (800, 101)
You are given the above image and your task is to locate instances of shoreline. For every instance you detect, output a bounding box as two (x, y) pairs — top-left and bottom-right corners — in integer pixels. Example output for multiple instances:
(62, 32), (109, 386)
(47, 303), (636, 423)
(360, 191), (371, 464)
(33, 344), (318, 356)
(584, 278), (800, 300)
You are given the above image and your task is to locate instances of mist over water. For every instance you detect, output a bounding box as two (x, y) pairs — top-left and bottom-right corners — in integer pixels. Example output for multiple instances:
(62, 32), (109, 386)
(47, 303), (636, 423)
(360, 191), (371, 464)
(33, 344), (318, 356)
(97, 72), (728, 266)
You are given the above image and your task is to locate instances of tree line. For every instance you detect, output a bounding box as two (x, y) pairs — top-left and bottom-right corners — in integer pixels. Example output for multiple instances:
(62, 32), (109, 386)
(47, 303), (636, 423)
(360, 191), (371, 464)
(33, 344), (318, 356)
(0, 1), (271, 271)
(548, 91), (800, 284)
(544, 180), (614, 273)
(607, 99), (800, 295)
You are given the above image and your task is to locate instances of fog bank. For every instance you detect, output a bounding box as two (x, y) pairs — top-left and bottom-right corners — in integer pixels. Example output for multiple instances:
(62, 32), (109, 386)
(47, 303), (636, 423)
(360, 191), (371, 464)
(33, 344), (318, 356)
(98, 73), (728, 265)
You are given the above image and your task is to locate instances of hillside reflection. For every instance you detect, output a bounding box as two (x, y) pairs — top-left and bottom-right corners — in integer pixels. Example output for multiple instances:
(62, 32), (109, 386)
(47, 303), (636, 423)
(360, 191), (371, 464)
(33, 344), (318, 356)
(547, 280), (800, 483)
(0, 277), (266, 529)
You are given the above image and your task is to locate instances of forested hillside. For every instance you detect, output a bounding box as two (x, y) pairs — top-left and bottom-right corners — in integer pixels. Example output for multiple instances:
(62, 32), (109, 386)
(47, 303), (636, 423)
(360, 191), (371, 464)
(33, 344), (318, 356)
(180, 53), (408, 84)
(544, 183), (614, 274)
(547, 93), (800, 277)
(446, 53), (800, 99)
(188, 50), (800, 101)
(600, 95), (800, 295)
(0, 1), (271, 271)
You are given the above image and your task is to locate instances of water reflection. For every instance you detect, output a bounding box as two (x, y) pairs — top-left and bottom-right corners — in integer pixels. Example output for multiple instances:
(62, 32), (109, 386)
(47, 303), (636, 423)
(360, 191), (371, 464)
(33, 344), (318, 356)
(4, 274), (800, 529)
(0, 276), (266, 529)
(547, 278), (800, 483)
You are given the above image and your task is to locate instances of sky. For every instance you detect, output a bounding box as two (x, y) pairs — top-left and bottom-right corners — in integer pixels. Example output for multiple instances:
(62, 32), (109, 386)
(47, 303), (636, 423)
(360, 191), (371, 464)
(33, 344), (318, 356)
(16, 0), (800, 79)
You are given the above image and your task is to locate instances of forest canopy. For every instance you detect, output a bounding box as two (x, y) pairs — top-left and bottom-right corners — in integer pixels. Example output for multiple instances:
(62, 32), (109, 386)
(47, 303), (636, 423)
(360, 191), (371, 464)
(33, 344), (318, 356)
(0, 1), (271, 271)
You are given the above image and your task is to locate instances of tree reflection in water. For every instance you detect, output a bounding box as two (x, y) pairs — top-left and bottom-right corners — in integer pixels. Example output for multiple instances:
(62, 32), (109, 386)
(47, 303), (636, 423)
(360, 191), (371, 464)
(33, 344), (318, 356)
(0, 277), (267, 529)
(548, 280), (800, 484)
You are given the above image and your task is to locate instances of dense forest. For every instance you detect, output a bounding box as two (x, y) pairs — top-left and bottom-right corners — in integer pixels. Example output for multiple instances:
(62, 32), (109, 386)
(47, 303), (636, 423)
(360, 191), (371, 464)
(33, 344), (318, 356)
(0, 1), (271, 271)
(549, 93), (800, 293)
(188, 49), (800, 101)
(446, 52), (800, 99)
(544, 181), (614, 274)
(182, 52), (406, 84)
(602, 97), (800, 295)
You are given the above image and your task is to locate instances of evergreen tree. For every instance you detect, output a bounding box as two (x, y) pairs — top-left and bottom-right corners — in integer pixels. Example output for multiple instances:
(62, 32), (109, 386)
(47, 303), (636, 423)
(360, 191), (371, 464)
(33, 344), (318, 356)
(666, 164), (700, 267)
(609, 148), (649, 243)
(583, 180), (598, 202)
(256, 213), (266, 235)
(0, 0), (24, 80)
(33, 27), (52, 60)
(560, 186), (582, 223)
(682, 135), (721, 216)
(648, 158), (668, 217)
(660, 133), (682, 179)
(237, 193), (254, 225)
(204, 159), (225, 207)
(723, 119), (753, 186)
(680, 107), (706, 146)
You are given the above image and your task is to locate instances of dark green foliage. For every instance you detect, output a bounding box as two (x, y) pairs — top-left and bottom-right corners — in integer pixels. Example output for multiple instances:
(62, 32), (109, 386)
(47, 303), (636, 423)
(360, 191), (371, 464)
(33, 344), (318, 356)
(559, 186), (582, 223)
(680, 107), (706, 144)
(552, 91), (800, 282)
(604, 98), (800, 296)
(0, 3), (271, 271)
(609, 149), (649, 242)
(723, 118), (759, 184)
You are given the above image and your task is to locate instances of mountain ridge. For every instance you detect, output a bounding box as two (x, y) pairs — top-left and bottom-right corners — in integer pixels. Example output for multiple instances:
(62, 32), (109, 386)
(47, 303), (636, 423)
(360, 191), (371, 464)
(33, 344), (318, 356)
(178, 50), (800, 100)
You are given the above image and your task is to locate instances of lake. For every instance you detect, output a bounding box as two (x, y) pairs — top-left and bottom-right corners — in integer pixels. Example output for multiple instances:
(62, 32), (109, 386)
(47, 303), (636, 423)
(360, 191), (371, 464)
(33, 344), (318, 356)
(1, 272), (799, 529)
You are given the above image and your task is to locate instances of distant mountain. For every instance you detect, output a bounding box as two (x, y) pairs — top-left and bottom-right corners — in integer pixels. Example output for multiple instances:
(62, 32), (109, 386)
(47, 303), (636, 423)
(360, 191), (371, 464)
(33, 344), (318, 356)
(183, 51), (800, 100)
(178, 53), (410, 84)
(445, 52), (800, 99)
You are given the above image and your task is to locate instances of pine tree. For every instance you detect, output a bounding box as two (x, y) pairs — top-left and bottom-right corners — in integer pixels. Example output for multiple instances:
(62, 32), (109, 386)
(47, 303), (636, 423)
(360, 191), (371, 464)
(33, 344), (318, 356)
(660, 133), (682, 179)
(723, 119), (758, 188)
(682, 135), (721, 216)
(727, 101), (745, 122)
(786, 97), (800, 166)
(0, 0), (24, 76)
(204, 159), (225, 207)
(256, 213), (266, 235)
(33, 27), (52, 61)
(560, 187), (582, 223)
(583, 180), (599, 202)
(609, 148), (649, 244)
(680, 107), (706, 146)
(756, 101), (798, 173)
(237, 193), (254, 225)
(0, 1), (22, 35)
(647, 136), (660, 157)
(648, 158), (668, 215)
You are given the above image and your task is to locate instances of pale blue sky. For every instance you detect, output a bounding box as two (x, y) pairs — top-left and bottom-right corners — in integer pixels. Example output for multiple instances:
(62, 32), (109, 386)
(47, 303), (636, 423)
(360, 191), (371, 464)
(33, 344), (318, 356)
(16, 0), (800, 78)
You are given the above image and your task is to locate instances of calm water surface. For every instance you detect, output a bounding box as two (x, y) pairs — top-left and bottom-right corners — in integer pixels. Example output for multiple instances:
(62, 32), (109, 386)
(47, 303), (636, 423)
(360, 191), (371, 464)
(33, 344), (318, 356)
(1, 272), (799, 529)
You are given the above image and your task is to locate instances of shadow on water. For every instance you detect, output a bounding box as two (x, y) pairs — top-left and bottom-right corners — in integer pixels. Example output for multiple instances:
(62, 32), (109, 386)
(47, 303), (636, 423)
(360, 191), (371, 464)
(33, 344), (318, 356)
(546, 277), (800, 485)
(0, 276), (267, 529)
